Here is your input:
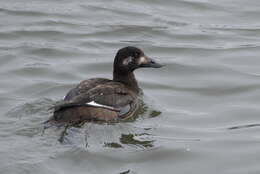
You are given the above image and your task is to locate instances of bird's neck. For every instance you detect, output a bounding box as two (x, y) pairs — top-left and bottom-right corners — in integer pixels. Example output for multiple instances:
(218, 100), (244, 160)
(113, 71), (139, 93)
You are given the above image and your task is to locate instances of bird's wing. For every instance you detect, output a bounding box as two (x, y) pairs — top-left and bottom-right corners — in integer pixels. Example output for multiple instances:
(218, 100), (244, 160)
(64, 78), (111, 101)
(54, 83), (137, 116)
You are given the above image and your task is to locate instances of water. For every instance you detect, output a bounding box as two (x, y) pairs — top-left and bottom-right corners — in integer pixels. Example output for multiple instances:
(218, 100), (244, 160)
(1, 0), (260, 173)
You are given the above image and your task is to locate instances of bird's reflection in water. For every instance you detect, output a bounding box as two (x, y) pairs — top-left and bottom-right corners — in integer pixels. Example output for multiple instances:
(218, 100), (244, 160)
(104, 133), (155, 149)
(102, 101), (161, 149)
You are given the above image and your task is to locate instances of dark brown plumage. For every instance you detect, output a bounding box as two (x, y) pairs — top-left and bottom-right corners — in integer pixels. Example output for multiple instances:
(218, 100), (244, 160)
(47, 46), (163, 124)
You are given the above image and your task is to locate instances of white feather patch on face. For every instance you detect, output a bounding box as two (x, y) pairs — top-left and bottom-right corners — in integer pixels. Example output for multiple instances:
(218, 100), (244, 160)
(138, 56), (148, 65)
(123, 56), (134, 65)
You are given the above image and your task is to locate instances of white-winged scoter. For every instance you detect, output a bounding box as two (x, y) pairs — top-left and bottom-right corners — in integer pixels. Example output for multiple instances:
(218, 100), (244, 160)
(48, 46), (163, 124)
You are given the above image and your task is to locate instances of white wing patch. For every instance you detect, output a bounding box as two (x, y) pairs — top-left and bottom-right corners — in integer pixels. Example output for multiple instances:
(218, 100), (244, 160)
(86, 101), (116, 110)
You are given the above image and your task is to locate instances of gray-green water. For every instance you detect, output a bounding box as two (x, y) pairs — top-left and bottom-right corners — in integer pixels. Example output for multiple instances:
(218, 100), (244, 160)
(1, 0), (260, 173)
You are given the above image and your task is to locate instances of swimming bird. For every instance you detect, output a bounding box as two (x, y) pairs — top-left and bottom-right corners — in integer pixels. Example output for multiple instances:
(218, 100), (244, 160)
(48, 46), (163, 125)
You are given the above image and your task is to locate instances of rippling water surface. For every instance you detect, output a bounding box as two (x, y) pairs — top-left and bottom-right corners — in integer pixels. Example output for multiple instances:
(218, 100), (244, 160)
(1, 0), (260, 173)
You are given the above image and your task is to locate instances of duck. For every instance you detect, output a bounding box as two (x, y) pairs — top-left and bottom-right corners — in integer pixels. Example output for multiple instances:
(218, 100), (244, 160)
(47, 46), (163, 125)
